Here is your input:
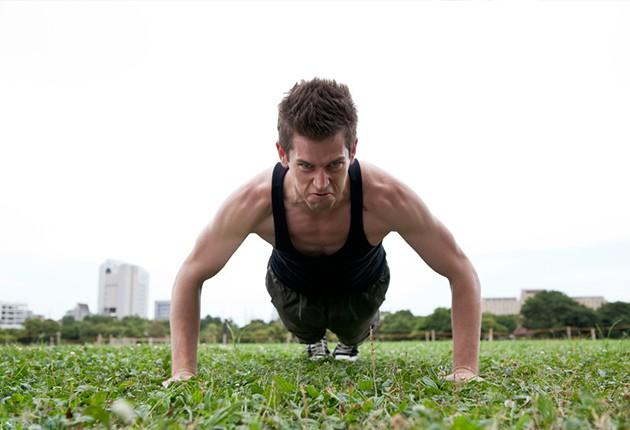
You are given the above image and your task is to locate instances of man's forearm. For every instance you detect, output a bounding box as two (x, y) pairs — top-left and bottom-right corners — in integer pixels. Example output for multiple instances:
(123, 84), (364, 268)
(170, 273), (202, 376)
(450, 262), (481, 373)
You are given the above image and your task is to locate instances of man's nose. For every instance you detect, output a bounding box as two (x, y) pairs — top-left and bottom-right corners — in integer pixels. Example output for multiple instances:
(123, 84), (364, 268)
(313, 169), (330, 189)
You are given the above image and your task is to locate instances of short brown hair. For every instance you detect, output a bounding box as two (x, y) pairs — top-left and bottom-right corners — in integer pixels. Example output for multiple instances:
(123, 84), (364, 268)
(277, 78), (357, 156)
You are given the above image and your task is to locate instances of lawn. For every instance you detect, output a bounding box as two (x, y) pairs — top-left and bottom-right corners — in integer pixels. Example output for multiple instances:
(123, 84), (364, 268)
(1, 340), (628, 429)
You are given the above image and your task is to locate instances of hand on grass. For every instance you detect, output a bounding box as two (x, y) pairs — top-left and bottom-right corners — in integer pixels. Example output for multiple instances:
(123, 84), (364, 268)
(444, 367), (484, 383)
(162, 370), (195, 388)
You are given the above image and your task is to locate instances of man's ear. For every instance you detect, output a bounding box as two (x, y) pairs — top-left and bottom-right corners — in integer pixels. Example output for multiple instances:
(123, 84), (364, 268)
(349, 139), (358, 163)
(276, 142), (289, 167)
(275, 142), (289, 167)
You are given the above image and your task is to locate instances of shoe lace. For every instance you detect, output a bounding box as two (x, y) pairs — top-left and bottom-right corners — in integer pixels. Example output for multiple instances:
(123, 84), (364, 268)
(335, 342), (356, 354)
(309, 338), (328, 355)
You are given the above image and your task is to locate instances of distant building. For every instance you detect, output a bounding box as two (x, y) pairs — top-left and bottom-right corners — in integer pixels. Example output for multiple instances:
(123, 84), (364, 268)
(482, 289), (607, 315)
(154, 301), (170, 321)
(572, 296), (606, 310)
(97, 259), (149, 318)
(481, 298), (520, 315)
(65, 303), (91, 321)
(0, 302), (30, 329)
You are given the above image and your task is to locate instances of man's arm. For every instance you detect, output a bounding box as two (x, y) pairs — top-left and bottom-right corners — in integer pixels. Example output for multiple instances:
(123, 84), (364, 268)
(401, 212), (481, 377)
(167, 175), (271, 384)
(369, 172), (481, 380)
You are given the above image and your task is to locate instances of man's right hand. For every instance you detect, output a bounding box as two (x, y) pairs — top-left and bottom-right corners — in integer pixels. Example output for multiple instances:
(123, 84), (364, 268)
(162, 370), (196, 388)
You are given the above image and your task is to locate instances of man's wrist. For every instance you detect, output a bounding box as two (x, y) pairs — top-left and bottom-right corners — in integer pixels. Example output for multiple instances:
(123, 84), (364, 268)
(172, 368), (196, 377)
(452, 365), (477, 374)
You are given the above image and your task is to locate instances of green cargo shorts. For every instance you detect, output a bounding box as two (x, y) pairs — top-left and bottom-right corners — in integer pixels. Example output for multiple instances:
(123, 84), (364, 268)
(265, 262), (390, 345)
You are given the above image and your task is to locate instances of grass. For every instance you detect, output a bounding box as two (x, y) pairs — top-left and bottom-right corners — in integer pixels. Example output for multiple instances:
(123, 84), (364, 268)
(0, 340), (628, 429)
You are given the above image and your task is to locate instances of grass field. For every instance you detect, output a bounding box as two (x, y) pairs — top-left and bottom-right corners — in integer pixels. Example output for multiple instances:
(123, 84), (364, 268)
(1, 340), (628, 429)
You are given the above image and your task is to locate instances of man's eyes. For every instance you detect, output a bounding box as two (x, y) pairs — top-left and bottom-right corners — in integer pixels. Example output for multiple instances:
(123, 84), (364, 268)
(297, 161), (344, 170)
(328, 161), (344, 169)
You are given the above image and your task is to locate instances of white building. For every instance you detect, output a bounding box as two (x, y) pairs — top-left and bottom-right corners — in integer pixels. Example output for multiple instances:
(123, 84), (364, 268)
(481, 298), (520, 315)
(0, 302), (30, 329)
(572, 296), (606, 310)
(154, 301), (170, 321)
(97, 259), (149, 318)
(65, 303), (91, 321)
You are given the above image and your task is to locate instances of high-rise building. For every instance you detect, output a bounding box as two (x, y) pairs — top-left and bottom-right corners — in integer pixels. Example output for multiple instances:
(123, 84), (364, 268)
(65, 303), (91, 321)
(154, 300), (170, 321)
(97, 259), (149, 318)
(0, 302), (31, 329)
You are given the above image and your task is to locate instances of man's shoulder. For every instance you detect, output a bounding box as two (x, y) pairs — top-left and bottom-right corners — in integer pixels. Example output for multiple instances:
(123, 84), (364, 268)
(226, 167), (274, 220)
(359, 160), (428, 226)
(358, 160), (408, 202)
(240, 166), (274, 198)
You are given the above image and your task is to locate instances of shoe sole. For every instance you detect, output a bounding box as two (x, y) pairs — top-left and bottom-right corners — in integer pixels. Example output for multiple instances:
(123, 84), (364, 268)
(334, 355), (358, 362)
(308, 355), (329, 361)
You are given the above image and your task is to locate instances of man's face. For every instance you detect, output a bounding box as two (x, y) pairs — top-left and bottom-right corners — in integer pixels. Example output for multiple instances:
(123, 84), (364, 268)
(277, 131), (356, 213)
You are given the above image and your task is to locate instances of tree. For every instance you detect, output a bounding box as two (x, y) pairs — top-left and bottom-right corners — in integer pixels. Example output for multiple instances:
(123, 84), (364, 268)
(200, 315), (223, 331)
(120, 316), (150, 337)
(0, 329), (19, 344)
(495, 314), (519, 333)
(424, 307), (452, 333)
(200, 322), (222, 343)
(20, 318), (60, 343)
(521, 290), (597, 329)
(597, 302), (630, 327)
(481, 313), (508, 333)
(148, 320), (168, 338)
(564, 306), (598, 328)
(83, 315), (115, 325)
(379, 310), (419, 335)
(60, 319), (81, 341)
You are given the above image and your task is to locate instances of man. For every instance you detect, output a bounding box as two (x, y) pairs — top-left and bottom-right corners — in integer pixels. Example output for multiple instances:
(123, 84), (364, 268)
(166, 78), (481, 386)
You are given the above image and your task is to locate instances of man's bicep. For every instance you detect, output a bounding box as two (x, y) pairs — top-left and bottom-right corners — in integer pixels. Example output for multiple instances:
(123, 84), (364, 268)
(401, 217), (468, 279)
(181, 224), (247, 284)
(393, 189), (467, 279)
(180, 197), (254, 284)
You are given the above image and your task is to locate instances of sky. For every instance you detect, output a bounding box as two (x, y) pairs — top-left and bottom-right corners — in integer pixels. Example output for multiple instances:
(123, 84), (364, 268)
(1, 1), (629, 325)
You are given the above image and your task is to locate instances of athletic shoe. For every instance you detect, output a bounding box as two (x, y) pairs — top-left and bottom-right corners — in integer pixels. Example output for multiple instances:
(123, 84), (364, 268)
(306, 337), (330, 360)
(333, 342), (359, 361)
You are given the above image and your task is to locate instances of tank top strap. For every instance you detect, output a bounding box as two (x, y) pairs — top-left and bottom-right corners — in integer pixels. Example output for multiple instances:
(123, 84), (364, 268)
(348, 159), (371, 247)
(271, 162), (292, 251)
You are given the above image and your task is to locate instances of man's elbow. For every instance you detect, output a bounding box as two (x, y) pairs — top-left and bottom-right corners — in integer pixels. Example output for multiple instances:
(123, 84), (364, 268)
(173, 262), (211, 294)
(448, 257), (480, 295)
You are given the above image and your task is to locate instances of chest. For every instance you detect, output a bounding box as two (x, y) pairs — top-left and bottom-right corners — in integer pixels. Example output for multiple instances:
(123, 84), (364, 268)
(285, 204), (351, 256)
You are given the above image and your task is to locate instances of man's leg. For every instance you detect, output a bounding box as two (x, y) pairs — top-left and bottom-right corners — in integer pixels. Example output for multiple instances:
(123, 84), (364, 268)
(327, 262), (390, 346)
(265, 267), (326, 344)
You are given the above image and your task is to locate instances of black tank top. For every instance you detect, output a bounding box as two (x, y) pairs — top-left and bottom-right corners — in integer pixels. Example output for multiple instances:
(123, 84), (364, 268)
(268, 159), (387, 296)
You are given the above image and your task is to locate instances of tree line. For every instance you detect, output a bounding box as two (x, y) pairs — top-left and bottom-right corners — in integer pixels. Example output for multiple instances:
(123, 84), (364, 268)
(1, 291), (628, 344)
(377, 292), (629, 340)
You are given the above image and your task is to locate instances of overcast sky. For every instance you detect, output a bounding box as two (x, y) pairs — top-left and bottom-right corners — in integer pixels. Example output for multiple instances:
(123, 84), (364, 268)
(1, 1), (629, 324)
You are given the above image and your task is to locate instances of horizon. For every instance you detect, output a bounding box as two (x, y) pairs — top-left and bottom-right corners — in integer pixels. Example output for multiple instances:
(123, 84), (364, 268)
(3, 239), (629, 325)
